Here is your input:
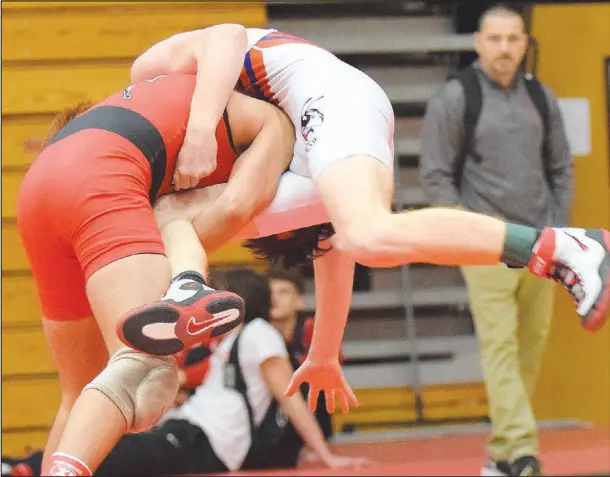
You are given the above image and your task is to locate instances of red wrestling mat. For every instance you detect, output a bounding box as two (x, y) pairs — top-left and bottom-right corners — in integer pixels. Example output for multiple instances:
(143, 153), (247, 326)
(206, 426), (610, 476)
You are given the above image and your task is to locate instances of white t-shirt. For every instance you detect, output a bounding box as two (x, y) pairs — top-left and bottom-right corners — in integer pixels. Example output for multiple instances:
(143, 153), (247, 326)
(167, 318), (289, 471)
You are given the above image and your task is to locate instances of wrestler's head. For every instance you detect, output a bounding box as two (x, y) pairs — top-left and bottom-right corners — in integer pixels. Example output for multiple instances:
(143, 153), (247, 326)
(243, 223), (336, 269)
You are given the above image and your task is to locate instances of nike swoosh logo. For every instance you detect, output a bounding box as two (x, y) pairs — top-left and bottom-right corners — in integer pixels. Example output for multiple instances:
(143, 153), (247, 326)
(186, 308), (241, 335)
(565, 232), (589, 251)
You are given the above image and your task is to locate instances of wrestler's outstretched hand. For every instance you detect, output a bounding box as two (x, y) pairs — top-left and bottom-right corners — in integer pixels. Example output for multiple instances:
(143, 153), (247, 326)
(285, 356), (358, 413)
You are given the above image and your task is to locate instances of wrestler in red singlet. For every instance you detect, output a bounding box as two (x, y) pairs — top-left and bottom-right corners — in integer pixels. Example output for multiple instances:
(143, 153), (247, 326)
(17, 74), (241, 339)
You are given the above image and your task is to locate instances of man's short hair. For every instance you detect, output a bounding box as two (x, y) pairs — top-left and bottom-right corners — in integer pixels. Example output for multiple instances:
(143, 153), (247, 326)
(223, 268), (271, 323)
(266, 266), (305, 295)
(478, 4), (525, 32)
(242, 223), (335, 270)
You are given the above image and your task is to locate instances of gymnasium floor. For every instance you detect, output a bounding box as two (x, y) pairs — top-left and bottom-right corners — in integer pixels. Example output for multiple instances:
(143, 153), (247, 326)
(208, 424), (610, 476)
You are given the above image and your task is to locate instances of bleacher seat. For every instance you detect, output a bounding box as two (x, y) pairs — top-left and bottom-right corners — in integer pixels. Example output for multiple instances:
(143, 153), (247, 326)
(269, 16), (474, 54)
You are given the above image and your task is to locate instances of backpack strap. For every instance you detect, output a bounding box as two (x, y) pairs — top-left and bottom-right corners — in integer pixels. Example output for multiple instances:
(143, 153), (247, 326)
(454, 65), (484, 189)
(226, 328), (288, 470)
(227, 331), (257, 437)
(523, 75), (552, 183)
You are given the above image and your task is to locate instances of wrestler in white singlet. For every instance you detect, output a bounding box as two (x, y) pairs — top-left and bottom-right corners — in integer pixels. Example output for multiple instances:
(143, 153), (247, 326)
(236, 28), (395, 238)
(239, 28), (395, 180)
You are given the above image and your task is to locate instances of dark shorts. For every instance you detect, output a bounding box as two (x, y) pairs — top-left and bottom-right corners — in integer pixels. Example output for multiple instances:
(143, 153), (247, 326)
(96, 419), (227, 475)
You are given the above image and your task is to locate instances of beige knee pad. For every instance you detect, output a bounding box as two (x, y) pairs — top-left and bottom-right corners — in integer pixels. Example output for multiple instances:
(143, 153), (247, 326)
(83, 347), (179, 434)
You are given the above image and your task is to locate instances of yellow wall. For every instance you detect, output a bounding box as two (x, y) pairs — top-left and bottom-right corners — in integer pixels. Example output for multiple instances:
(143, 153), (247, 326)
(1, 1), (267, 456)
(531, 4), (610, 423)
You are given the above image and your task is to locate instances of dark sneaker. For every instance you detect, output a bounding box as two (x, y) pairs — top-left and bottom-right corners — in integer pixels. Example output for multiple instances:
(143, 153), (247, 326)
(510, 455), (542, 476)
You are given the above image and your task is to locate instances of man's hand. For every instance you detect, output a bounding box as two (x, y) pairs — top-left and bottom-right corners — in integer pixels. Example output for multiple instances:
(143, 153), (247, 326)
(174, 127), (218, 191)
(285, 356), (358, 414)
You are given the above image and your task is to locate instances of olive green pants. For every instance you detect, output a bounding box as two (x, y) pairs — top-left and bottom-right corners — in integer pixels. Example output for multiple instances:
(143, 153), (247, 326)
(461, 264), (555, 462)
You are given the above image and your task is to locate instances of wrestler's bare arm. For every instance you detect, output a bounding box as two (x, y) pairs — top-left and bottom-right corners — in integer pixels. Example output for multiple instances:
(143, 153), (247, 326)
(132, 25), (247, 132)
(285, 238), (359, 413)
(153, 184), (227, 232)
(154, 90), (294, 251)
(309, 239), (355, 361)
(189, 91), (295, 249)
(154, 170), (329, 245)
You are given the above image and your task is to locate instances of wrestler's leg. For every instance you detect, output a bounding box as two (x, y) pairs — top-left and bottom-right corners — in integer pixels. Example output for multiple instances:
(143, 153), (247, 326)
(315, 155), (508, 268)
(43, 254), (179, 476)
(38, 183), (183, 475)
(115, 214), (246, 355)
(304, 86), (509, 267)
(17, 175), (113, 474)
(41, 317), (108, 471)
(19, 228), (177, 476)
(310, 79), (607, 342)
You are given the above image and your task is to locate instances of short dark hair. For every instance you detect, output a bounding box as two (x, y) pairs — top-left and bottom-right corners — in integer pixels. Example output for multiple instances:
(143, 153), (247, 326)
(478, 4), (524, 32)
(242, 223), (335, 269)
(223, 268), (271, 323)
(266, 266), (305, 294)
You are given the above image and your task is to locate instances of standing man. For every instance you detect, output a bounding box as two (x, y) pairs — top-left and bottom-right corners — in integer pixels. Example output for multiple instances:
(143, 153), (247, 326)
(419, 5), (573, 477)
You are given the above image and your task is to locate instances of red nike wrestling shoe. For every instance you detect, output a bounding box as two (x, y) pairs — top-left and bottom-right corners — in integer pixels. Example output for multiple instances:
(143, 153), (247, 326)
(117, 275), (245, 356)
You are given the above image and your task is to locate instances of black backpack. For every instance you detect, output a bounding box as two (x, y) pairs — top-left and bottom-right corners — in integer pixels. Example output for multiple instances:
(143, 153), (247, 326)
(224, 329), (290, 470)
(452, 65), (551, 188)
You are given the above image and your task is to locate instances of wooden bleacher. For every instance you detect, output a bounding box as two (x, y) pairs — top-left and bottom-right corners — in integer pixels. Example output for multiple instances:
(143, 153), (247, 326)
(1, 1), (267, 457)
(270, 16), (474, 54)
(332, 382), (489, 435)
